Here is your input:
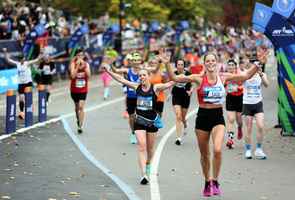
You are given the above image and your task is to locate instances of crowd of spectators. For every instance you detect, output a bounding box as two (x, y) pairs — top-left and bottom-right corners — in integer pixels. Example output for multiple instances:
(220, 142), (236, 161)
(0, 0), (271, 72)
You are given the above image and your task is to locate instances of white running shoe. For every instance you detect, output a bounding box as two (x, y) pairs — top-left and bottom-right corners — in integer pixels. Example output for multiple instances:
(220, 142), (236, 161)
(254, 148), (267, 160)
(245, 149), (252, 159)
(175, 138), (182, 146)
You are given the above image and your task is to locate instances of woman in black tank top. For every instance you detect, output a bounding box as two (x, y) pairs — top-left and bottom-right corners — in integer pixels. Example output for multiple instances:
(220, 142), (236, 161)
(103, 65), (175, 185)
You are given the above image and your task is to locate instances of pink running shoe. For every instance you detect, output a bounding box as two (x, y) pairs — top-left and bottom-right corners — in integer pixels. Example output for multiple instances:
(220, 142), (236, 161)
(211, 180), (222, 196)
(202, 181), (212, 197)
(237, 127), (243, 140)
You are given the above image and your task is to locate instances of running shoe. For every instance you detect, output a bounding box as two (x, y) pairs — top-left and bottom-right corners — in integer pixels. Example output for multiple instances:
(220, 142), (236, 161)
(18, 112), (25, 120)
(254, 148), (267, 160)
(146, 164), (151, 176)
(140, 175), (149, 185)
(202, 181), (212, 197)
(77, 126), (83, 134)
(211, 180), (222, 196)
(175, 138), (182, 146)
(237, 127), (243, 140)
(226, 138), (234, 149)
(130, 133), (137, 144)
(245, 149), (252, 159)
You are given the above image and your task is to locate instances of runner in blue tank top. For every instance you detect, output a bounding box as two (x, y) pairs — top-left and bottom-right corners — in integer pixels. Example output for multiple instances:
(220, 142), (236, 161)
(111, 52), (142, 144)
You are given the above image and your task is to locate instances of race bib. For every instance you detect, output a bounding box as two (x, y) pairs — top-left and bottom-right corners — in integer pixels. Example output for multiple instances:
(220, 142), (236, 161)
(43, 65), (51, 75)
(175, 82), (186, 88)
(75, 79), (86, 88)
(137, 96), (153, 111)
(227, 83), (238, 93)
(204, 86), (223, 103)
(246, 85), (260, 98)
(18, 70), (26, 82)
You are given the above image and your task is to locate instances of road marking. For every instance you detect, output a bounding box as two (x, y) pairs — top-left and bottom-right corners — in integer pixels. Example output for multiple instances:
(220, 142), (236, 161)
(61, 118), (141, 200)
(0, 96), (124, 141)
(150, 108), (198, 200)
(0, 81), (120, 109)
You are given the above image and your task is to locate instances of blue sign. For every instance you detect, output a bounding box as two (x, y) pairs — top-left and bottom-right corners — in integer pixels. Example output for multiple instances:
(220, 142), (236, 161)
(38, 89), (47, 122)
(6, 93), (16, 134)
(272, 0), (295, 18)
(25, 89), (33, 127)
(252, 3), (273, 29)
(0, 69), (18, 94)
(68, 24), (89, 49)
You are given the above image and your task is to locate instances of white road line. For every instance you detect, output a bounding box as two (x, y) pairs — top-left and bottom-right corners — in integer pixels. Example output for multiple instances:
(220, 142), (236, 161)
(62, 118), (141, 200)
(0, 81), (120, 109)
(0, 96), (124, 141)
(150, 108), (198, 200)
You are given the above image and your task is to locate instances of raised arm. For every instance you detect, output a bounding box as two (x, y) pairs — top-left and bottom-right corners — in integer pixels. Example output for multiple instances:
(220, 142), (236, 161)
(69, 60), (79, 79)
(154, 81), (175, 92)
(160, 50), (202, 85)
(103, 64), (138, 90)
(224, 62), (259, 83)
(164, 62), (202, 84)
(27, 55), (42, 65)
(3, 48), (18, 66)
(258, 69), (269, 87)
(110, 64), (129, 74)
(85, 62), (91, 78)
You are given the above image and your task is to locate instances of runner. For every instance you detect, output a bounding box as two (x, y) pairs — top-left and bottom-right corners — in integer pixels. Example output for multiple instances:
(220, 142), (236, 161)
(38, 55), (56, 104)
(171, 59), (193, 145)
(100, 49), (118, 100)
(69, 49), (91, 134)
(243, 59), (269, 159)
(3, 48), (41, 119)
(164, 51), (261, 197)
(103, 63), (174, 185)
(111, 52), (142, 144)
(224, 59), (244, 149)
(148, 56), (167, 117)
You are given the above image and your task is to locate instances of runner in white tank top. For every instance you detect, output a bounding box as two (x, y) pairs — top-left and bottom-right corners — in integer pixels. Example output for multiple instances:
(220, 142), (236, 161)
(3, 48), (41, 119)
(242, 61), (269, 160)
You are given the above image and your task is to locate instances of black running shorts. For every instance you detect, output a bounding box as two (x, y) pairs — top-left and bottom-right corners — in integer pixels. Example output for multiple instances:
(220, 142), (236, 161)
(126, 97), (137, 115)
(195, 107), (225, 132)
(242, 101), (264, 116)
(71, 92), (87, 103)
(18, 82), (33, 94)
(226, 94), (243, 112)
(172, 94), (190, 109)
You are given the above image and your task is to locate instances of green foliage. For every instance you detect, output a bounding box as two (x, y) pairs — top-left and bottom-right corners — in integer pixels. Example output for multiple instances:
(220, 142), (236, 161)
(51, 0), (111, 18)
(49, 0), (276, 25)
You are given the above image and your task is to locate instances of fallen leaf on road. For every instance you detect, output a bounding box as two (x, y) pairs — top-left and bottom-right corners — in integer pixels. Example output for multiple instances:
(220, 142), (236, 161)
(69, 192), (80, 197)
(1, 196), (11, 199)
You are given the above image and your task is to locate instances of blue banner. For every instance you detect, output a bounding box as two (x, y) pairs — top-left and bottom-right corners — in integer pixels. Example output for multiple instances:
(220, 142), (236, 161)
(38, 89), (47, 122)
(253, 2), (295, 134)
(25, 89), (33, 127)
(0, 69), (18, 94)
(68, 24), (89, 49)
(272, 0), (295, 19)
(252, 3), (273, 32)
(6, 92), (16, 134)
